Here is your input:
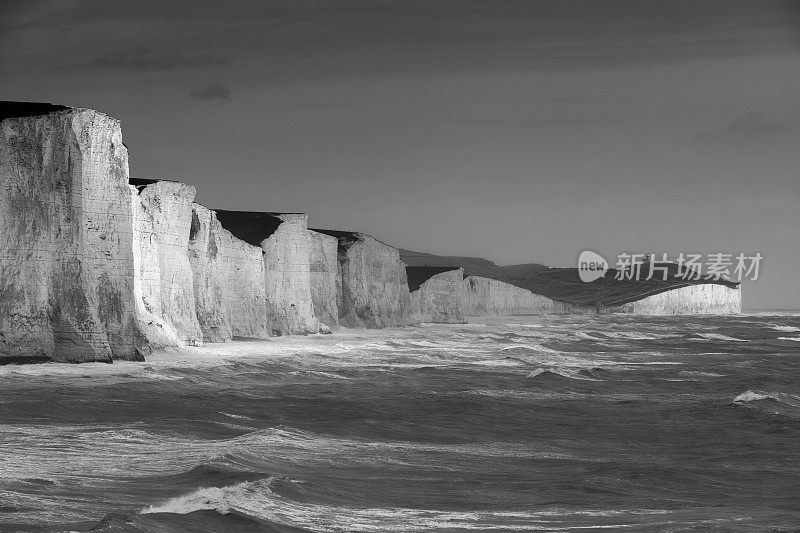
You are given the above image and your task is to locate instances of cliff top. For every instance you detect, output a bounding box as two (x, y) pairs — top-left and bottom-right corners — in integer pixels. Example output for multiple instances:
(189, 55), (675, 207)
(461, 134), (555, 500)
(214, 210), (284, 246)
(406, 266), (461, 292)
(500, 265), (739, 307)
(311, 228), (361, 244)
(129, 177), (186, 192)
(401, 249), (502, 272)
(0, 101), (70, 121)
(311, 229), (401, 252)
(0, 101), (121, 123)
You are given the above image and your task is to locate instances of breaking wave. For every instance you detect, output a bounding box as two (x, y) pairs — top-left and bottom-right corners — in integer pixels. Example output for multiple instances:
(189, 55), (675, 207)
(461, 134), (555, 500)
(733, 390), (800, 406)
(770, 325), (800, 332)
(142, 479), (543, 531)
(527, 367), (600, 381)
(732, 390), (800, 418)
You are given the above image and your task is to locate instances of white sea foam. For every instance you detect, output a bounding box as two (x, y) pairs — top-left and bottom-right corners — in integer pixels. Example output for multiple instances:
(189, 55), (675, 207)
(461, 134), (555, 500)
(500, 343), (562, 354)
(771, 325), (800, 332)
(219, 412), (253, 420)
(527, 368), (599, 381)
(697, 333), (748, 342)
(575, 331), (607, 341)
(734, 391), (772, 403)
(472, 358), (526, 367)
(678, 371), (724, 378)
(778, 336), (800, 342)
(603, 331), (678, 341)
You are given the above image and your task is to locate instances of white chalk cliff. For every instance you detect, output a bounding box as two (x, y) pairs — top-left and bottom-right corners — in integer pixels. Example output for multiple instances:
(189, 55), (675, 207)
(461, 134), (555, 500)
(132, 179), (203, 349)
(309, 230), (339, 331)
(1, 106), (141, 362)
(188, 205), (270, 342)
(260, 214), (320, 335)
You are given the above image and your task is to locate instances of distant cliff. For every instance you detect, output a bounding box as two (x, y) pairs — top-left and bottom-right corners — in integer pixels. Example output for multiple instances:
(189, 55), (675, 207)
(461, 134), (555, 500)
(402, 249), (742, 315)
(618, 284), (742, 315)
(461, 275), (742, 317)
(463, 276), (577, 316)
(408, 267), (466, 324)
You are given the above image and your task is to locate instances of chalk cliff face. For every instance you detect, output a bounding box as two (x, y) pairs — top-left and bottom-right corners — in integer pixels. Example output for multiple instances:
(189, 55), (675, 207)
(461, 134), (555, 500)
(463, 275), (742, 317)
(309, 230), (339, 330)
(260, 214), (320, 335)
(131, 180), (202, 347)
(198, 210), (320, 337)
(315, 231), (411, 328)
(618, 284), (742, 315)
(462, 276), (576, 316)
(188, 205), (269, 341)
(409, 268), (466, 324)
(0, 106), (140, 362)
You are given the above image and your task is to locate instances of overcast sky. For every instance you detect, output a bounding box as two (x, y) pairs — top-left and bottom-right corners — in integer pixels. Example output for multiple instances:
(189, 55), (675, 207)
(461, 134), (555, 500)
(2, 0), (799, 309)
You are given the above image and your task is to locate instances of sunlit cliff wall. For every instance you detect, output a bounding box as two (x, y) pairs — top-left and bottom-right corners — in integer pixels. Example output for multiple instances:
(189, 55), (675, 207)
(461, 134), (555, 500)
(131, 179), (202, 348)
(309, 230), (339, 331)
(463, 275), (742, 316)
(314, 230), (411, 328)
(259, 214), (319, 335)
(188, 205), (270, 341)
(0, 106), (141, 362)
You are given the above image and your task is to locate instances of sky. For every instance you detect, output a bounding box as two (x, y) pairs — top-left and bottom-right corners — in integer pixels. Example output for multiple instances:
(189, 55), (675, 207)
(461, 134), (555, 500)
(2, 0), (799, 309)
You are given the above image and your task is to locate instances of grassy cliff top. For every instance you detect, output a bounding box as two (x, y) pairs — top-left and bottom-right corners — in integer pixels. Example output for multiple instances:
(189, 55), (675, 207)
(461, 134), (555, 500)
(0, 101), (70, 121)
(214, 211), (283, 246)
(405, 266), (461, 292)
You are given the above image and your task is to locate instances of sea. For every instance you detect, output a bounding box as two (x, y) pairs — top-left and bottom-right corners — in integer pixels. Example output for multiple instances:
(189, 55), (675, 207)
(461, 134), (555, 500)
(1, 314), (799, 532)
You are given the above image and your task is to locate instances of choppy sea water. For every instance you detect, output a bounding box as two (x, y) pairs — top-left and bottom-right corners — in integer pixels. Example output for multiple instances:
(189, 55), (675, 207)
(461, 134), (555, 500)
(1, 314), (799, 532)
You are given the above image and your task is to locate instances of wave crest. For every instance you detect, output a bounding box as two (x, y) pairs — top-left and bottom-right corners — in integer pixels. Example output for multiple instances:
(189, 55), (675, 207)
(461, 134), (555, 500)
(142, 479), (548, 531)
